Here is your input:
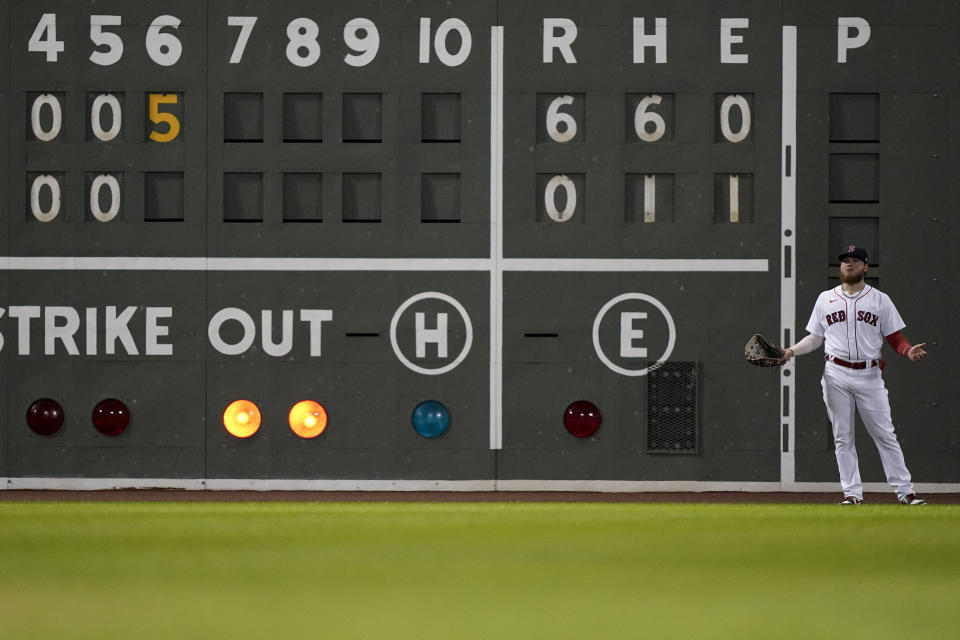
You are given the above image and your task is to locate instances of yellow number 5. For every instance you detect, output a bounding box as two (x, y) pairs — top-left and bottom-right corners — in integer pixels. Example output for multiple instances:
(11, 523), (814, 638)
(148, 93), (180, 142)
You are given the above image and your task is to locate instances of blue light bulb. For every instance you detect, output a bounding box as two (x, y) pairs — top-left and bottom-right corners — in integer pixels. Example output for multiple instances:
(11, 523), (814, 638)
(411, 400), (450, 439)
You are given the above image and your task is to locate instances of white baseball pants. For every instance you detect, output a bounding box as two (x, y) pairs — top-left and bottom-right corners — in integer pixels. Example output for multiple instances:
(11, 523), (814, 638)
(821, 361), (916, 500)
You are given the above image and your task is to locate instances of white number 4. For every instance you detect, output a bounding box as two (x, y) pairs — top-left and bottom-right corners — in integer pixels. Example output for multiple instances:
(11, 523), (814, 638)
(28, 13), (65, 62)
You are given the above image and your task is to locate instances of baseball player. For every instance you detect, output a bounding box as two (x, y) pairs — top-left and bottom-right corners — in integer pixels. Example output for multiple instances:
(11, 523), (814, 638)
(781, 245), (928, 505)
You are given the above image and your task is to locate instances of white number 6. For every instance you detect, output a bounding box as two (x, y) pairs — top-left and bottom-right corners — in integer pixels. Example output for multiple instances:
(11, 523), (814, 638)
(634, 95), (666, 142)
(545, 96), (577, 143)
(146, 15), (183, 66)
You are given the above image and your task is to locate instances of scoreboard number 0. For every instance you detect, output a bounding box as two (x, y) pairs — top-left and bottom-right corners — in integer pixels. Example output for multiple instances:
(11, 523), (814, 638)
(91, 94), (122, 141)
(30, 175), (61, 222)
(544, 175), (577, 222)
(29, 174), (122, 223)
(30, 94), (62, 141)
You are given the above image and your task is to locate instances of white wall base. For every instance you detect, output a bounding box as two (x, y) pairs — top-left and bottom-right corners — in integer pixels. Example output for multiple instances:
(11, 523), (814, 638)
(4, 477), (959, 493)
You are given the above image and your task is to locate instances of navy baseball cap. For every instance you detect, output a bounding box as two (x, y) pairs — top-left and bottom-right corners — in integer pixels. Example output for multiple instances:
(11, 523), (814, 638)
(838, 245), (869, 262)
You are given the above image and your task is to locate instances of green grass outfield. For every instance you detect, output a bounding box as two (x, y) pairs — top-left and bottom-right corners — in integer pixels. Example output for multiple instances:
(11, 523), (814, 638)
(1, 502), (957, 639)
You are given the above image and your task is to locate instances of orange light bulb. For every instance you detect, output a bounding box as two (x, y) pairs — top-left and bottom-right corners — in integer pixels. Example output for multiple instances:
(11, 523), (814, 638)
(289, 400), (327, 439)
(223, 400), (261, 438)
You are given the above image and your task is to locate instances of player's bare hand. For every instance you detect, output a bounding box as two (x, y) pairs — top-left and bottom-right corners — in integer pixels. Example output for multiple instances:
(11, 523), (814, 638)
(907, 343), (927, 362)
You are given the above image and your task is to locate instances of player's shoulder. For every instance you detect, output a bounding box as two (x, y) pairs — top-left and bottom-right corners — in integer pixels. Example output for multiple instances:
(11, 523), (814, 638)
(861, 285), (893, 303)
(815, 287), (842, 303)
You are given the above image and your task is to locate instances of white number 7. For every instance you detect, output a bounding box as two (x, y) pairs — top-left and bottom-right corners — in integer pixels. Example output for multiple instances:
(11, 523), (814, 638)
(228, 16), (258, 63)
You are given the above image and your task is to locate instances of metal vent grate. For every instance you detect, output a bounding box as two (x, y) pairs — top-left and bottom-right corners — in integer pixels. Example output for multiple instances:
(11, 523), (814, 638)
(647, 361), (698, 454)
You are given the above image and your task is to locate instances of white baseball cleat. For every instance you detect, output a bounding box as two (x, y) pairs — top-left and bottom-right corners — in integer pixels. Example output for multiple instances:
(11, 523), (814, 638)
(899, 493), (927, 506)
(839, 495), (863, 505)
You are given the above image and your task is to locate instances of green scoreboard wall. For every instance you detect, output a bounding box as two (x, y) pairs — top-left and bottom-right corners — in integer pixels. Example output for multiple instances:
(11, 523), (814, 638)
(1, 0), (957, 489)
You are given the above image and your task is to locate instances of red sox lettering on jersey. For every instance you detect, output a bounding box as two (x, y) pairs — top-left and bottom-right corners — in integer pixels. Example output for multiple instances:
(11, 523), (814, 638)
(823, 309), (880, 327)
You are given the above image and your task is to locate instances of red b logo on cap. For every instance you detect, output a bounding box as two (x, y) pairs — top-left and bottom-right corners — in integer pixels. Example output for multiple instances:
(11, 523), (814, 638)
(847, 245), (856, 253)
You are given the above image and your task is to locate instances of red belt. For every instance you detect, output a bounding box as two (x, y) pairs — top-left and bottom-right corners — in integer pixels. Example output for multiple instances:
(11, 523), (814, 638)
(826, 355), (878, 369)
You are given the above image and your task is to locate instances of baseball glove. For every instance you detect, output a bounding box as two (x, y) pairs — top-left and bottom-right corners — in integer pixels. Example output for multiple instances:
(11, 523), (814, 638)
(744, 333), (785, 367)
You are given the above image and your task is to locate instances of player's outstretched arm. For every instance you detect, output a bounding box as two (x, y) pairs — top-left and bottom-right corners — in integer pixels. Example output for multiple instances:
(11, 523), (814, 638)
(782, 334), (824, 360)
(886, 331), (927, 362)
(907, 342), (927, 362)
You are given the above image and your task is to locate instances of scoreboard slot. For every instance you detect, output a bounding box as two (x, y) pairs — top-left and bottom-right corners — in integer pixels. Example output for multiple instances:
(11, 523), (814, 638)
(282, 93), (323, 142)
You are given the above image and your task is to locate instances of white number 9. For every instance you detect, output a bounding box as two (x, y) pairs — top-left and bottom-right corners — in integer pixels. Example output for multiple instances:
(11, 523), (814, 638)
(344, 18), (379, 67)
(545, 96), (577, 143)
(146, 15), (183, 66)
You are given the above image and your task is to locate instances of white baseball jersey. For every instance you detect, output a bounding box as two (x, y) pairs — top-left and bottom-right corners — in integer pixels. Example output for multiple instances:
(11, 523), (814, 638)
(805, 285), (905, 361)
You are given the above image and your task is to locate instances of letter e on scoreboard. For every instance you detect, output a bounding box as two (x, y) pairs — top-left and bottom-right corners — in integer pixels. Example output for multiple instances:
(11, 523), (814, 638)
(620, 312), (648, 358)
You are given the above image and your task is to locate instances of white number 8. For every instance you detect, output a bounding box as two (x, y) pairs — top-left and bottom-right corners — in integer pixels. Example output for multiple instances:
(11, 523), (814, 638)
(286, 18), (321, 67)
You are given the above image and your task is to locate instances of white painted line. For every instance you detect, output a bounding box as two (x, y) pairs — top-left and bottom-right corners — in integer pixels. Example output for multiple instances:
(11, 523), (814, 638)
(205, 258), (491, 271)
(781, 26), (798, 487)
(7, 477), (958, 493)
(1, 257), (767, 273)
(4, 477), (206, 490)
(205, 479), (497, 492)
(1, 257), (492, 272)
(5, 256), (207, 271)
(490, 26), (505, 451)
(504, 259), (769, 272)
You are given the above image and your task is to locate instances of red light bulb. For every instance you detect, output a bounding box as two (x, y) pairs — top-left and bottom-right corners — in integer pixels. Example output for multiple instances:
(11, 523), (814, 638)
(564, 400), (602, 438)
(27, 398), (65, 436)
(92, 399), (130, 436)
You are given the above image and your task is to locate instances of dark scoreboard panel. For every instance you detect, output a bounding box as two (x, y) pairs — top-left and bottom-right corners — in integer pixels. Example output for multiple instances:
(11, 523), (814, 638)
(2, 0), (957, 488)
(501, 1), (780, 260)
